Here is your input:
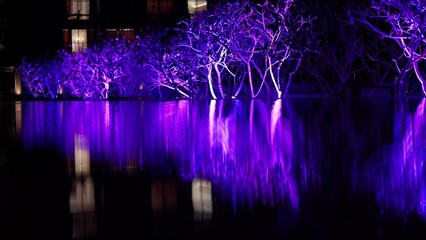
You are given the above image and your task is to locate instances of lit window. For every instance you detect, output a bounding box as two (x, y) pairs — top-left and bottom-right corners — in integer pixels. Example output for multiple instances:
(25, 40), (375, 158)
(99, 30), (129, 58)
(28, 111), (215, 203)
(105, 28), (135, 40)
(119, 28), (135, 40)
(147, 0), (174, 16)
(67, 0), (90, 20)
(63, 29), (70, 49)
(72, 29), (87, 52)
(188, 0), (207, 15)
(105, 29), (117, 39)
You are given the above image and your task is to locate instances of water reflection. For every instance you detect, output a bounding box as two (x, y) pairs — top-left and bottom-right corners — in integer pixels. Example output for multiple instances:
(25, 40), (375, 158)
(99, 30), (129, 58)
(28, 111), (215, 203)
(151, 179), (177, 213)
(70, 177), (96, 238)
(366, 98), (426, 219)
(202, 100), (300, 208)
(21, 99), (309, 210)
(9, 97), (426, 238)
(192, 178), (213, 221)
(70, 134), (96, 238)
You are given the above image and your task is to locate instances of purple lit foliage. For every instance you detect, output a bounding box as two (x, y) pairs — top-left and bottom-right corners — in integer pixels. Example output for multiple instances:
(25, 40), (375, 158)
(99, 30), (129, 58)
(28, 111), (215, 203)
(19, 37), (151, 99)
(140, 27), (195, 98)
(175, 7), (235, 99)
(18, 56), (64, 98)
(18, 0), (318, 99)
(175, 0), (318, 99)
(255, 0), (318, 98)
(60, 37), (150, 99)
(352, 0), (426, 95)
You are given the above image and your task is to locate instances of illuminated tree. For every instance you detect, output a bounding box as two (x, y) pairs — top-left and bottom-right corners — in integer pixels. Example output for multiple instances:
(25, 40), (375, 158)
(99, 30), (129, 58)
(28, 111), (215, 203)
(19, 0), (318, 100)
(60, 49), (101, 99)
(176, 0), (318, 99)
(176, 5), (237, 99)
(20, 37), (148, 99)
(141, 27), (195, 98)
(228, 0), (273, 98)
(352, 0), (426, 95)
(69, 37), (145, 99)
(254, 0), (318, 98)
(97, 37), (147, 98)
(18, 56), (64, 98)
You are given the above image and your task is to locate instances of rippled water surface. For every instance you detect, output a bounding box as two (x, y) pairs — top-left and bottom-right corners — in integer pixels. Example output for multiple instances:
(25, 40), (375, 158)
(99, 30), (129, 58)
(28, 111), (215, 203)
(1, 98), (426, 239)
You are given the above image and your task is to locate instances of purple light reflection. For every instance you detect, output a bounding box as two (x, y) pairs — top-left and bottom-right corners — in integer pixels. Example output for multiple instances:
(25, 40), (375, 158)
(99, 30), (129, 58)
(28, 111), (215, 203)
(21, 100), (310, 210)
(370, 99), (426, 218)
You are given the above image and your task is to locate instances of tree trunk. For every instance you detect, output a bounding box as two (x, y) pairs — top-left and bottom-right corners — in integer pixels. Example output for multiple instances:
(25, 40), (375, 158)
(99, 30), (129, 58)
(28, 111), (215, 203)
(207, 64), (217, 99)
(268, 57), (282, 98)
(214, 63), (225, 98)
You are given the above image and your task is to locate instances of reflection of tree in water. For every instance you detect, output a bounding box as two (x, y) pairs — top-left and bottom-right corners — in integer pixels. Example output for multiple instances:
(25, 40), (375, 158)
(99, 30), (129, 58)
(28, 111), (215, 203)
(198, 100), (301, 209)
(21, 99), (397, 211)
(21, 100), (317, 210)
(371, 99), (426, 219)
(139, 99), (314, 210)
(291, 98), (396, 225)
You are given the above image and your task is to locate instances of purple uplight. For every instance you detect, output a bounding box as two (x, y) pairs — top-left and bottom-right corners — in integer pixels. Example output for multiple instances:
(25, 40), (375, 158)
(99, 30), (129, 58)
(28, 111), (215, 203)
(21, 100), (311, 210)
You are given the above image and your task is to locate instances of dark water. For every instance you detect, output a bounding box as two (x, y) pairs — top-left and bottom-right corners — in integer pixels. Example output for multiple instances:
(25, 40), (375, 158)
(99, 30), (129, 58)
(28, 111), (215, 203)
(1, 98), (426, 239)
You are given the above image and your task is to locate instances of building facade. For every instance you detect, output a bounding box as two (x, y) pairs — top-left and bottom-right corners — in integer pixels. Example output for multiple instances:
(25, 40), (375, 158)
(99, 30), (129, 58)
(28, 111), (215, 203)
(1, 0), (212, 64)
(62, 0), (211, 53)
